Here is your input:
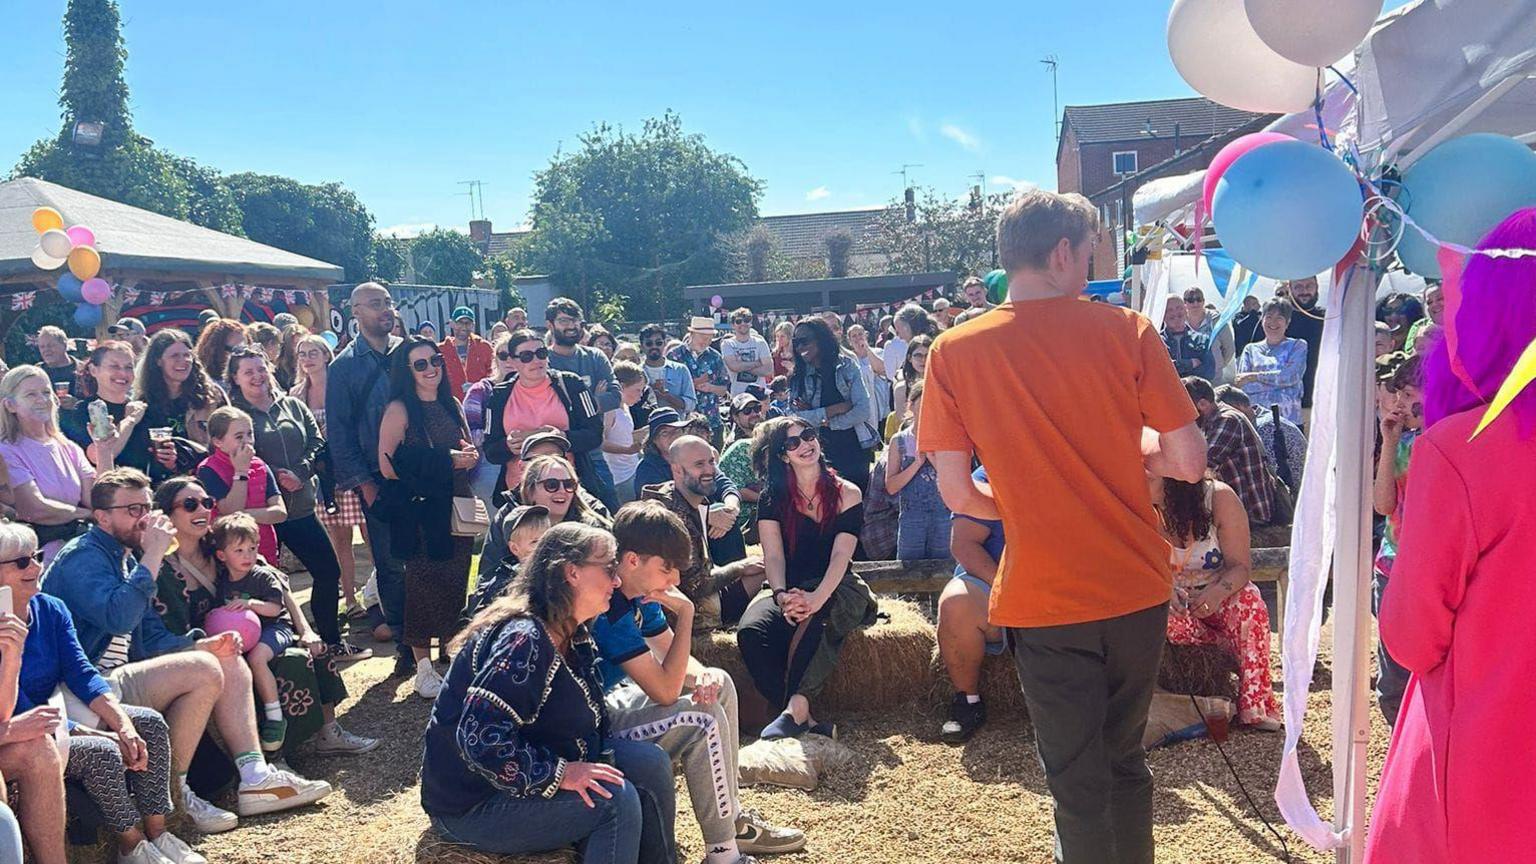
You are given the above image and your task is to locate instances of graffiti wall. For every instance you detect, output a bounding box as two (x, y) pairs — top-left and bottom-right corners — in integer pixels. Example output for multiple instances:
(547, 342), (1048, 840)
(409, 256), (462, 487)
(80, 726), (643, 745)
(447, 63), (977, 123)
(326, 284), (501, 347)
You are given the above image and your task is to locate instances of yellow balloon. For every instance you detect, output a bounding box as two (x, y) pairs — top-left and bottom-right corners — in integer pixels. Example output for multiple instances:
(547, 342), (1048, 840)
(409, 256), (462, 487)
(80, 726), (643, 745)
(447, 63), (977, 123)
(293, 305), (316, 327)
(67, 245), (101, 280)
(31, 207), (64, 234)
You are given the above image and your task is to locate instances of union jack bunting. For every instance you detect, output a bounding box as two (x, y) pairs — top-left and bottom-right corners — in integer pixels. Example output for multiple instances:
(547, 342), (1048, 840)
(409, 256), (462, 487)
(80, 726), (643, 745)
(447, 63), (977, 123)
(219, 284), (238, 298)
(11, 292), (36, 311)
(150, 292), (165, 305)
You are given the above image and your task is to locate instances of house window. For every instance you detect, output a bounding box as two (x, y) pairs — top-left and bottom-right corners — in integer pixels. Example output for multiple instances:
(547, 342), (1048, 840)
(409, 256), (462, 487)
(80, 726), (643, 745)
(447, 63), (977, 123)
(1112, 151), (1138, 176)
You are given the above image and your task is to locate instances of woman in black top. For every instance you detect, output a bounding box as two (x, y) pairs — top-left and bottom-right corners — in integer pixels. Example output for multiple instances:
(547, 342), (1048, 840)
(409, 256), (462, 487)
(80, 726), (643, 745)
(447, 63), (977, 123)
(378, 337), (478, 699)
(134, 329), (227, 476)
(65, 340), (152, 473)
(737, 417), (877, 741)
(420, 522), (675, 864)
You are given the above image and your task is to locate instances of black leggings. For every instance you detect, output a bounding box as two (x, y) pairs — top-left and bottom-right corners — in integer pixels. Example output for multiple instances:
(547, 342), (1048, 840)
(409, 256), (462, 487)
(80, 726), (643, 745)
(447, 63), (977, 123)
(736, 595), (831, 710)
(276, 513), (342, 644)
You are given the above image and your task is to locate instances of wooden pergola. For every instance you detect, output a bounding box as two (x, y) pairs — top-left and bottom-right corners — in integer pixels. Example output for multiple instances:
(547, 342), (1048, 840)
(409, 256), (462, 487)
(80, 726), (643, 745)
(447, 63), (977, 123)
(0, 177), (344, 338)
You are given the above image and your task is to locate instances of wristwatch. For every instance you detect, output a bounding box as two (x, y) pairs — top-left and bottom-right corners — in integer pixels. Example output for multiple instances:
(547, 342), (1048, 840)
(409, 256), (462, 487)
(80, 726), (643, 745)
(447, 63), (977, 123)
(234, 474), (249, 481)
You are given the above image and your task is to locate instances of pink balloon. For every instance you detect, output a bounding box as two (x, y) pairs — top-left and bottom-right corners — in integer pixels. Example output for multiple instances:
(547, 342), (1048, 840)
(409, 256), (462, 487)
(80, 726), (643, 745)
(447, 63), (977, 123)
(81, 277), (112, 305)
(710, 294), (724, 308)
(65, 225), (96, 248)
(1202, 132), (1294, 216)
(203, 607), (262, 654)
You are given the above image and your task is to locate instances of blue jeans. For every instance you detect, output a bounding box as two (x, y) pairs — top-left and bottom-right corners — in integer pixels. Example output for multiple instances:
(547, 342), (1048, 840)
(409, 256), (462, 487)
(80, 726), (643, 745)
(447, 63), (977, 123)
(0, 802), (20, 864)
(584, 452), (622, 514)
(431, 738), (675, 864)
(1372, 568), (1409, 726)
(362, 495), (407, 659)
(897, 505), (951, 560)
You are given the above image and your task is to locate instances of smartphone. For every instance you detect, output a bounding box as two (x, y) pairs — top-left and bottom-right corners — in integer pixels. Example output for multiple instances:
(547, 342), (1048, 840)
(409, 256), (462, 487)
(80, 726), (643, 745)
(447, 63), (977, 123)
(0, 585), (13, 617)
(88, 399), (112, 440)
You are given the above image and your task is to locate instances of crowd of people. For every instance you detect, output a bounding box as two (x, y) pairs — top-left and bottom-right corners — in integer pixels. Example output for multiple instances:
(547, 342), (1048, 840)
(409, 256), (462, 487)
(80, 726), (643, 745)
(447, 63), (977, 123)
(0, 185), (1507, 863)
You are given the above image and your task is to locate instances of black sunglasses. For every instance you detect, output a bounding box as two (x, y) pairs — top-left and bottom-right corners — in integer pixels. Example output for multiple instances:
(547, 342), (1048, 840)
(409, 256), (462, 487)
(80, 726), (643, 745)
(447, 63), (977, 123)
(410, 354), (445, 372)
(514, 347), (550, 363)
(3, 550), (44, 569)
(737, 403), (762, 416)
(781, 426), (819, 452)
(177, 496), (216, 513)
(642, 338), (667, 348)
(538, 478), (579, 494)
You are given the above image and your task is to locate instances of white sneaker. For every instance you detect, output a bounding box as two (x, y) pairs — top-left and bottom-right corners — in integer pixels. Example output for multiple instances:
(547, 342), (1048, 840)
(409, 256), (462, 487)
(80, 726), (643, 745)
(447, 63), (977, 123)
(118, 839), (171, 864)
(237, 767), (332, 817)
(415, 659), (444, 700)
(312, 721), (380, 755)
(151, 832), (207, 864)
(178, 779), (237, 834)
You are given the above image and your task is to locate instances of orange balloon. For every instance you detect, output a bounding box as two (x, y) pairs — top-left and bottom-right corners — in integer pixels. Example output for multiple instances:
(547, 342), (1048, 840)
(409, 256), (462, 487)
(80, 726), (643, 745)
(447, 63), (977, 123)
(31, 207), (64, 234)
(67, 245), (101, 280)
(293, 305), (316, 327)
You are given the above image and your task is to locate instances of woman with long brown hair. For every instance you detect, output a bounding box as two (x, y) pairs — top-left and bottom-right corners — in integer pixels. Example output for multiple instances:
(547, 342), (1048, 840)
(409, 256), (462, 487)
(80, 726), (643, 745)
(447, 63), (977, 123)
(135, 328), (227, 464)
(193, 319), (247, 399)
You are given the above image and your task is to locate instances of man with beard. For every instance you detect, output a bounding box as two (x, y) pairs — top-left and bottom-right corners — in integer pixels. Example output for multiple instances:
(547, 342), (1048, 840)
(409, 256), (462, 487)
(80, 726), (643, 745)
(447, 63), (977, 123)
(326, 282), (410, 673)
(544, 298), (622, 512)
(719, 308), (774, 397)
(641, 436), (763, 629)
(638, 323), (697, 415)
(670, 318), (732, 449)
(1283, 276), (1325, 422)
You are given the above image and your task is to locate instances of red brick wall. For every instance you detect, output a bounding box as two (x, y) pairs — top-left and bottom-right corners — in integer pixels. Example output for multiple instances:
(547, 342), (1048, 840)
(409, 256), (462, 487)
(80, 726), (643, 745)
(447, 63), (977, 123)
(1057, 127), (1083, 195)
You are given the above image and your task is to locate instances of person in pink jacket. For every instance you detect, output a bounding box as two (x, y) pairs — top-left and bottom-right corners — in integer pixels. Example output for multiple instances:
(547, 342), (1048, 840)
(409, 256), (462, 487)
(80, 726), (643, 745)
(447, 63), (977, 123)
(1365, 208), (1536, 863)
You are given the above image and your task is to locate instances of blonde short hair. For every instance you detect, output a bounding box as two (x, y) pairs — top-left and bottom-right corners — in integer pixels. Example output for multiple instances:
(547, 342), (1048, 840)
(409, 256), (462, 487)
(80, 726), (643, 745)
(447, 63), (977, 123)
(997, 189), (1099, 272)
(0, 365), (60, 443)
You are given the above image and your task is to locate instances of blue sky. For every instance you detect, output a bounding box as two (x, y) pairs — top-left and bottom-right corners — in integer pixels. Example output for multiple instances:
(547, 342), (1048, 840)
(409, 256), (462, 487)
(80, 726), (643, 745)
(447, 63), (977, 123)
(0, 1), (1408, 236)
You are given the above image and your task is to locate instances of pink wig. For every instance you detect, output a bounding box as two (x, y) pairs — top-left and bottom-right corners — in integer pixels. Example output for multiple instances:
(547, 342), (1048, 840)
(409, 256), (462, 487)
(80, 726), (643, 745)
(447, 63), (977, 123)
(1421, 207), (1536, 435)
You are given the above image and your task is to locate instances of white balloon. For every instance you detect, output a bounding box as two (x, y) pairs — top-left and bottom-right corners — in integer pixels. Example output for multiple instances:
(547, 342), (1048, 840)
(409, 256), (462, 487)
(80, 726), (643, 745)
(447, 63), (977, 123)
(38, 228), (73, 259)
(1167, 0), (1318, 114)
(1245, 0), (1382, 68)
(30, 245), (66, 271)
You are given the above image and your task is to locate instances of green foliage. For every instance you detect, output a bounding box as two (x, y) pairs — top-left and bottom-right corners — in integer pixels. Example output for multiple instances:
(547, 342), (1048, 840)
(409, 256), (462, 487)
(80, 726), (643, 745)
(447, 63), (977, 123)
(1, 292), (76, 366)
(870, 189), (1002, 275)
(825, 228), (855, 278)
(409, 228), (483, 287)
(59, 0), (131, 149)
(743, 224), (775, 282)
(225, 173), (377, 280)
(479, 253), (526, 310)
(168, 156), (244, 234)
(371, 235), (409, 283)
(591, 289), (629, 326)
(521, 112), (761, 319)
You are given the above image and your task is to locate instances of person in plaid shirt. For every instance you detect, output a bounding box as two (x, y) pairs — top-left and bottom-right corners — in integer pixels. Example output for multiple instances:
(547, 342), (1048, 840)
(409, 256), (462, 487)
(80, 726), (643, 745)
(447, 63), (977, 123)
(1184, 377), (1273, 526)
(669, 317), (732, 446)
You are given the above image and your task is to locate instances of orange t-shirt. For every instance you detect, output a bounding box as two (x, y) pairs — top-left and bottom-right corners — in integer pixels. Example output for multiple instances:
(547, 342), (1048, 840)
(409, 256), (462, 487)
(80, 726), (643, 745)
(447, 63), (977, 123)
(918, 297), (1197, 628)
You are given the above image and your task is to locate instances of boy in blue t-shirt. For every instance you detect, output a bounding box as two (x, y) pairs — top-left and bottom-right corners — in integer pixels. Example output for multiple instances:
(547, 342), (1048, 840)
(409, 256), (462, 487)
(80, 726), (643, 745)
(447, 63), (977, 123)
(590, 501), (804, 863)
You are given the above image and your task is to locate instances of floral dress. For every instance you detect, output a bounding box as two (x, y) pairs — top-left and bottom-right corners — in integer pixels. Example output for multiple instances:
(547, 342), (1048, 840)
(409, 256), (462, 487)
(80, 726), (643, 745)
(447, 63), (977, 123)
(1164, 503), (1281, 726)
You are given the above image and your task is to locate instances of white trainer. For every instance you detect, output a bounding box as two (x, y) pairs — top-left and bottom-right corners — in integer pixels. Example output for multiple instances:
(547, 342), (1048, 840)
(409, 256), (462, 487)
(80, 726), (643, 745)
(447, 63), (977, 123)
(237, 767), (333, 817)
(178, 779), (237, 834)
(151, 832), (207, 864)
(118, 839), (171, 864)
(415, 659), (444, 700)
(312, 721), (380, 755)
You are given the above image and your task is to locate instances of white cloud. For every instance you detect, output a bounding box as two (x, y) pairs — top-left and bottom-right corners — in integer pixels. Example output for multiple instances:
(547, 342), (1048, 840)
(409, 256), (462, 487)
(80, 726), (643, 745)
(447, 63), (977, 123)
(940, 123), (982, 152)
(991, 175), (1038, 192)
(378, 222), (445, 239)
(806, 186), (831, 202)
(905, 114), (926, 142)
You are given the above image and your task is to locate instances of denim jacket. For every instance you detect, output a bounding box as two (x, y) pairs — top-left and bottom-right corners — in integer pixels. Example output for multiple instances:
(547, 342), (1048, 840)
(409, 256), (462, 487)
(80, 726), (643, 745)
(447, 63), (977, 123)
(789, 352), (877, 448)
(41, 526), (195, 665)
(325, 334), (401, 492)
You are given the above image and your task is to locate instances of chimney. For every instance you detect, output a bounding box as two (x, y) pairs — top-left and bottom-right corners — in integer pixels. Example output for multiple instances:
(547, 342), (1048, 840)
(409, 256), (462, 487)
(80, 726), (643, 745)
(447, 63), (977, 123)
(904, 188), (916, 224)
(469, 219), (492, 244)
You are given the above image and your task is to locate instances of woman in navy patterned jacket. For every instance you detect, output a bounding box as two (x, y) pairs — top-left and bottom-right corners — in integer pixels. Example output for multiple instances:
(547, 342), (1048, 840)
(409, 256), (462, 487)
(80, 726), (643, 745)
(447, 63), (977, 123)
(419, 522), (675, 864)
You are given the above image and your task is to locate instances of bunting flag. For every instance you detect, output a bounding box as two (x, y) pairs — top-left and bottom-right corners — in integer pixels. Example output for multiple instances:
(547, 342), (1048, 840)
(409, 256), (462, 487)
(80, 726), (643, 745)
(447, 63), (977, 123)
(257, 287), (272, 303)
(150, 292), (166, 306)
(292, 291), (308, 305)
(11, 292), (36, 311)
(219, 283), (238, 298)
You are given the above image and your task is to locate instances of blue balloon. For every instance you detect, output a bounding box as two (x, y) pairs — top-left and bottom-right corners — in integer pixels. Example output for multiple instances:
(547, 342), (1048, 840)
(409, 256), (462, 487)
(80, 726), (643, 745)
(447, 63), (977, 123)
(1397, 134), (1536, 278)
(57, 273), (84, 303)
(1212, 140), (1363, 281)
(320, 330), (339, 349)
(73, 301), (102, 329)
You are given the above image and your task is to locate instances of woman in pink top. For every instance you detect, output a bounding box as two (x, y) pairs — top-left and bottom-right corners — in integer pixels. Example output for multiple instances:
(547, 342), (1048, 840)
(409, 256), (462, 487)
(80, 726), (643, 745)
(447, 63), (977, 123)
(1365, 209), (1536, 863)
(0, 365), (96, 562)
(481, 329), (606, 499)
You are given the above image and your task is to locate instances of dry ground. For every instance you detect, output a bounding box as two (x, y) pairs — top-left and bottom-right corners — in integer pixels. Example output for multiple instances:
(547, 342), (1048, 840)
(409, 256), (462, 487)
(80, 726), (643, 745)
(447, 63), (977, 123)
(71, 560), (1391, 864)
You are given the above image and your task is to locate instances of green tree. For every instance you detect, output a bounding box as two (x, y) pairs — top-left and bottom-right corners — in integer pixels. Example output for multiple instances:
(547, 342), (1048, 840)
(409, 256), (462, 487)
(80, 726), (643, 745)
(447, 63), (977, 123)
(371, 235), (409, 283)
(479, 252), (526, 311)
(825, 228), (855, 278)
(870, 189), (1001, 275)
(225, 173), (377, 280)
(521, 112), (761, 319)
(409, 228), (483, 286)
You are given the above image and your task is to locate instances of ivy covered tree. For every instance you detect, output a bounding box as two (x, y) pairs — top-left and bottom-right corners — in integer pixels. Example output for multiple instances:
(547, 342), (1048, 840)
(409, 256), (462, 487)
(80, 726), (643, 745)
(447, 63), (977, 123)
(409, 228), (483, 287)
(225, 173), (379, 281)
(869, 188), (1002, 276)
(372, 235), (409, 283)
(521, 112), (761, 319)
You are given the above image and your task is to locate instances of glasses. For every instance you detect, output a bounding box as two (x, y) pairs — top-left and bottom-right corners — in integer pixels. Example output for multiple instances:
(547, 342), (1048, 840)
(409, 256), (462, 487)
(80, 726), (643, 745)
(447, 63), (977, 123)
(737, 404), (762, 416)
(731, 318), (751, 325)
(2, 550), (44, 570)
(352, 298), (395, 311)
(579, 557), (618, 577)
(781, 427), (819, 452)
(642, 338), (667, 348)
(553, 316), (582, 327)
(176, 496), (216, 513)
(410, 354), (445, 372)
(538, 477), (579, 494)
(100, 503), (151, 518)
(513, 347), (550, 363)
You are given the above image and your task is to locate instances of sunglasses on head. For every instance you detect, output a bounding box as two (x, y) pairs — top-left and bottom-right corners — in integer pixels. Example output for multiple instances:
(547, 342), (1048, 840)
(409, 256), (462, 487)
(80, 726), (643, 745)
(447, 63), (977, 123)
(410, 354), (445, 372)
(538, 477), (579, 494)
(781, 426), (819, 452)
(511, 347), (549, 363)
(177, 496), (216, 513)
(3, 550), (44, 569)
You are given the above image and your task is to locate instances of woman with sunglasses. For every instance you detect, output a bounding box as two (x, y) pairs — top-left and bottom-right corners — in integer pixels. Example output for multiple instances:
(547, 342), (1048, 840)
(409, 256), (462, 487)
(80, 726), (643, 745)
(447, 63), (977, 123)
(0, 521), (207, 864)
(225, 346), (370, 663)
(379, 337), (479, 699)
(482, 328), (606, 498)
(151, 477), (377, 757)
(737, 417), (877, 740)
(463, 333), (519, 509)
(520, 455), (611, 529)
(135, 328), (227, 473)
(422, 522), (676, 863)
(786, 318), (877, 491)
(0, 366), (96, 564)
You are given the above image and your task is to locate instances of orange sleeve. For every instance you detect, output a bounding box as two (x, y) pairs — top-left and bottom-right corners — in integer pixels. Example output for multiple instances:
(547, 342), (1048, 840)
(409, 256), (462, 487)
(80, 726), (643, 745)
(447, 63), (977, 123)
(1136, 319), (1199, 432)
(916, 340), (974, 454)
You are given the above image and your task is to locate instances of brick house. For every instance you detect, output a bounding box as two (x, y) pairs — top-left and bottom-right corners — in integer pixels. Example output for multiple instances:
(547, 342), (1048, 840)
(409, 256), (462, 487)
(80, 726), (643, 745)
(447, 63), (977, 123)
(1056, 97), (1275, 279)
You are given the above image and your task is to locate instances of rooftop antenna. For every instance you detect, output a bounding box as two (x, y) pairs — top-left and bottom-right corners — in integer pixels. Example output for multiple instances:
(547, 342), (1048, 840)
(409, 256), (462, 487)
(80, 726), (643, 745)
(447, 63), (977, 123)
(1041, 55), (1060, 144)
(893, 163), (924, 191)
(457, 180), (488, 221)
(970, 171), (987, 197)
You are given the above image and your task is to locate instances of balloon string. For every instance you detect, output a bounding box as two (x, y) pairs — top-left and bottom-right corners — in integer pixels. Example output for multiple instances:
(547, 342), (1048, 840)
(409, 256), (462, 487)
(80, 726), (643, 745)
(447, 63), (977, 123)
(1327, 66), (1360, 97)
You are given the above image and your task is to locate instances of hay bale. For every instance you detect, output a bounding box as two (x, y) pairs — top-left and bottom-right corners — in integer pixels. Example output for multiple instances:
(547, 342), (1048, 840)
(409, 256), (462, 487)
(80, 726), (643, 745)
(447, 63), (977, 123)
(693, 596), (937, 724)
(928, 648), (1028, 716)
(343, 789), (576, 864)
(738, 733), (857, 790)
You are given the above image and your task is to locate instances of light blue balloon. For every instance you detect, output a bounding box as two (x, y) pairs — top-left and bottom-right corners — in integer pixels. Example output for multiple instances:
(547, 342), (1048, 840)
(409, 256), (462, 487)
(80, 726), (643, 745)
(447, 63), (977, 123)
(1397, 133), (1536, 278)
(73, 302), (102, 328)
(56, 273), (84, 303)
(321, 330), (339, 349)
(1212, 140), (1363, 281)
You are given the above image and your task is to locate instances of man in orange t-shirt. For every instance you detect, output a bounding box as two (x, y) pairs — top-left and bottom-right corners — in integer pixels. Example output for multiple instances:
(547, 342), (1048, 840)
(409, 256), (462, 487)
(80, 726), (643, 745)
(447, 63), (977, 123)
(919, 190), (1206, 864)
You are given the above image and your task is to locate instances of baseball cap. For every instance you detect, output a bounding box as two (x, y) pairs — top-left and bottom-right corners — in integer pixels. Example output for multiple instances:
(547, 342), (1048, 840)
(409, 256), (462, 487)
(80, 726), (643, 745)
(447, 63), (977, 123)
(500, 503), (551, 537)
(519, 430), (572, 460)
(107, 318), (145, 337)
(452, 306), (476, 322)
(731, 393), (763, 414)
(646, 407), (693, 434)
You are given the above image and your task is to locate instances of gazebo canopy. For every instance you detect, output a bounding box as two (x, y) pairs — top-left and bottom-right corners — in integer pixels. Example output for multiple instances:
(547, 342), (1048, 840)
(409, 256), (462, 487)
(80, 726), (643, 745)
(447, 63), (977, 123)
(0, 177), (344, 284)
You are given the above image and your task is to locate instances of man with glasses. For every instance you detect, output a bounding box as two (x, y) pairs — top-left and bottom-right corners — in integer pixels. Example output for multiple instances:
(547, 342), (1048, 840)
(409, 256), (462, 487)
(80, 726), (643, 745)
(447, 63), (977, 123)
(544, 298), (623, 512)
(638, 323), (697, 415)
(720, 308), (773, 397)
(106, 317), (150, 358)
(326, 282), (412, 674)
